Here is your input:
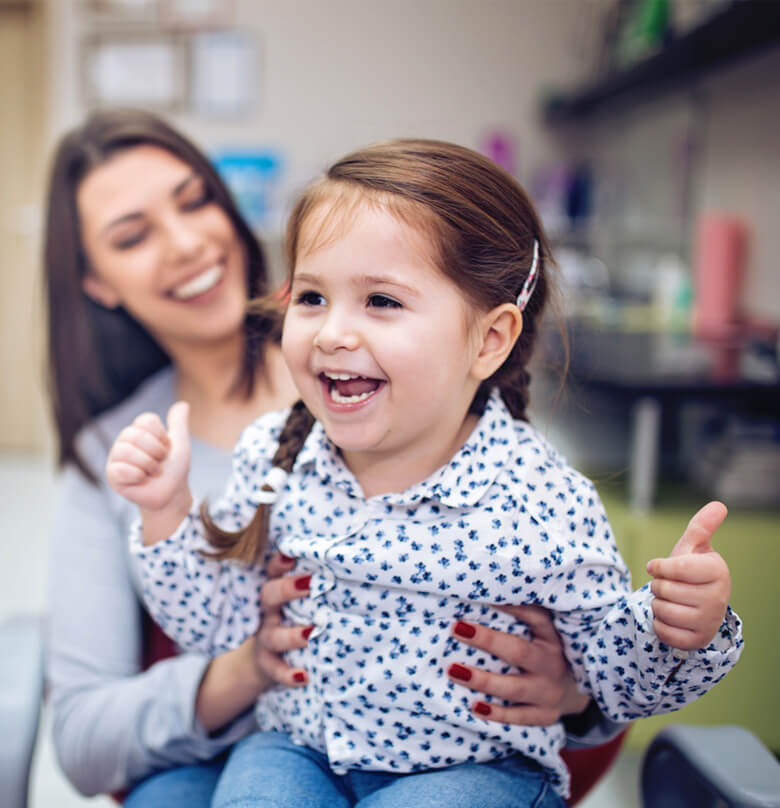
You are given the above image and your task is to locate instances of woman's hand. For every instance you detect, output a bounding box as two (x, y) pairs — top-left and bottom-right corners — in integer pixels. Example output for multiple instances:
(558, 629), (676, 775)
(195, 552), (313, 732)
(253, 553), (313, 687)
(447, 604), (589, 725)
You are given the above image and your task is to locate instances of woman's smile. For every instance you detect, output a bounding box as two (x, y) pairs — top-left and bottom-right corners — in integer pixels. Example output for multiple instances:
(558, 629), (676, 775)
(169, 262), (225, 301)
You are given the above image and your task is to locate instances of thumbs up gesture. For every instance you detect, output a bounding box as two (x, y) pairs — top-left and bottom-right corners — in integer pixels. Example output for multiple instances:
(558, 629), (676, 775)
(106, 402), (193, 543)
(646, 501), (732, 651)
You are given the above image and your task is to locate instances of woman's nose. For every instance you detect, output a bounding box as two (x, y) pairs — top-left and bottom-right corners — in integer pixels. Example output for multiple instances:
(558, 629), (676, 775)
(162, 214), (205, 261)
(314, 309), (360, 352)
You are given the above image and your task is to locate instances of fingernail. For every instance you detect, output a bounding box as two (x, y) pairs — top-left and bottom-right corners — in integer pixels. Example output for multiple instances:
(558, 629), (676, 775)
(473, 701), (492, 716)
(279, 553), (296, 564)
(453, 620), (476, 639)
(294, 575), (312, 590)
(301, 626), (313, 639)
(292, 671), (307, 683)
(448, 663), (472, 682)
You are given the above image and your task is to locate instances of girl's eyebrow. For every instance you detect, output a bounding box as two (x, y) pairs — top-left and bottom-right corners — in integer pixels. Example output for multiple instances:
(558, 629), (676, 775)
(291, 272), (421, 297)
(101, 172), (200, 235)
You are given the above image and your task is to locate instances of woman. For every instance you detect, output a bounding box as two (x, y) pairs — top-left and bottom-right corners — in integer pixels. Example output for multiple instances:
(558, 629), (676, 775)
(44, 109), (619, 806)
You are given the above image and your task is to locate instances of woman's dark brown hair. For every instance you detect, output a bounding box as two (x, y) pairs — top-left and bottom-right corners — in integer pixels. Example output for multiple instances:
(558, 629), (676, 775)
(44, 108), (280, 481)
(208, 137), (555, 563)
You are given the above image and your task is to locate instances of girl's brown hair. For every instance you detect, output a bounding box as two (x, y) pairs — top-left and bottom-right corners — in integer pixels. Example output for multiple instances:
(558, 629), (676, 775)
(208, 138), (556, 563)
(44, 108), (280, 482)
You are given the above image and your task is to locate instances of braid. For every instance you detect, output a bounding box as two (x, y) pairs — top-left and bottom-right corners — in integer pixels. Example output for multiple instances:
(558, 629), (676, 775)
(203, 400), (315, 563)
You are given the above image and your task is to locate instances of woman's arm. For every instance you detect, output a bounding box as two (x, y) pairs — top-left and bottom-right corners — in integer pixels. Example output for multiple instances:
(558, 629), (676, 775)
(46, 462), (258, 796)
(195, 555), (313, 731)
(447, 605), (628, 744)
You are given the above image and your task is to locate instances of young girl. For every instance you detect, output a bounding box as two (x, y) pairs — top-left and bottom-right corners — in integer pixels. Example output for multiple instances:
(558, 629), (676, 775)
(107, 139), (742, 807)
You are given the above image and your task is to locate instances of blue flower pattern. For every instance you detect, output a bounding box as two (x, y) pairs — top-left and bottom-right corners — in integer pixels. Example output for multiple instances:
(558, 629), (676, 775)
(130, 390), (742, 798)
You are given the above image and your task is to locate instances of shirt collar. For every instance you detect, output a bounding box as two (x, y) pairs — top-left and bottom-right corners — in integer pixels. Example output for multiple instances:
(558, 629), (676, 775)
(292, 389), (517, 508)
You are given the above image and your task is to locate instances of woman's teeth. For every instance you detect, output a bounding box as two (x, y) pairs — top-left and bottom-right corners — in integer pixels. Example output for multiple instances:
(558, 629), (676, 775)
(172, 266), (222, 299)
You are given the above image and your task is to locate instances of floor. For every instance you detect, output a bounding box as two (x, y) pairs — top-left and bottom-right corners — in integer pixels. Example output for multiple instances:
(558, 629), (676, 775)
(0, 449), (643, 807)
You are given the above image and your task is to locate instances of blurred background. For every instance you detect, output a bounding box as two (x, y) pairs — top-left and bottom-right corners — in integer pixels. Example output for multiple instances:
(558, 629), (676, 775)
(1, 0), (778, 805)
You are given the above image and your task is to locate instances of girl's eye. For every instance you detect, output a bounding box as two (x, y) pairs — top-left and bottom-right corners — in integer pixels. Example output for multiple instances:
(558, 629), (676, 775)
(368, 294), (402, 309)
(296, 290), (326, 306)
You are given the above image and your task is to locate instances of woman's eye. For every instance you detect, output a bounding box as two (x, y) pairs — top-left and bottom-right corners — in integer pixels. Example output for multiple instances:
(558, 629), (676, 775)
(180, 187), (212, 211)
(296, 291), (326, 306)
(368, 294), (402, 309)
(113, 230), (147, 250)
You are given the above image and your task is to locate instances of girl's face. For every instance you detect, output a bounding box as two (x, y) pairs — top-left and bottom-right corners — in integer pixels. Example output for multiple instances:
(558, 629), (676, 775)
(282, 203), (491, 488)
(77, 145), (248, 354)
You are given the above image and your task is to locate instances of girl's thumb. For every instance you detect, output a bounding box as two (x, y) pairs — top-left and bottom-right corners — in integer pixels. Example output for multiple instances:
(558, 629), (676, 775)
(166, 401), (190, 448)
(669, 501), (727, 557)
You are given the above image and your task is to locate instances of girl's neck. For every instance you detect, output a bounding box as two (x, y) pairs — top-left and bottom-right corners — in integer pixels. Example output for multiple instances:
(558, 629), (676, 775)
(346, 411), (479, 499)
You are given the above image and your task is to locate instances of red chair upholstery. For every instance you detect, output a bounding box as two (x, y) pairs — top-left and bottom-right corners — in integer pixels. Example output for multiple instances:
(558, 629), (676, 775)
(562, 729), (629, 805)
(131, 617), (627, 804)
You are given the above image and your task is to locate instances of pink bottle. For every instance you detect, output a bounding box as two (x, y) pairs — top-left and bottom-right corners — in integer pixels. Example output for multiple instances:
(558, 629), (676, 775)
(692, 213), (748, 339)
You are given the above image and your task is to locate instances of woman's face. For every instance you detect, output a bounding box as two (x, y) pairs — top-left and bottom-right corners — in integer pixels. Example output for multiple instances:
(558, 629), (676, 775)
(77, 144), (248, 354)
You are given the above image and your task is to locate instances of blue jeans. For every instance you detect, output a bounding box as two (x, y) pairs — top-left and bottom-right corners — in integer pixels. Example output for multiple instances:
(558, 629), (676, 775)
(124, 755), (226, 808)
(211, 731), (565, 808)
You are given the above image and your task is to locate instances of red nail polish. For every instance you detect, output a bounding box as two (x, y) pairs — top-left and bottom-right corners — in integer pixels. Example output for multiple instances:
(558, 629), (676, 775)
(279, 553), (296, 563)
(294, 574), (312, 590)
(448, 663), (472, 682)
(301, 626), (313, 639)
(453, 620), (476, 639)
(473, 701), (492, 716)
(292, 671), (306, 683)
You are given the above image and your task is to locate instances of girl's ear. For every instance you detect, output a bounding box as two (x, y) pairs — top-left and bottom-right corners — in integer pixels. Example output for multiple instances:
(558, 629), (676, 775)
(471, 303), (523, 381)
(82, 272), (122, 309)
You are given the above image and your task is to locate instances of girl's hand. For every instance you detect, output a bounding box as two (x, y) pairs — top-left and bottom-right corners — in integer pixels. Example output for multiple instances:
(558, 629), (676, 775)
(106, 402), (193, 543)
(646, 501), (731, 651)
(447, 604), (589, 725)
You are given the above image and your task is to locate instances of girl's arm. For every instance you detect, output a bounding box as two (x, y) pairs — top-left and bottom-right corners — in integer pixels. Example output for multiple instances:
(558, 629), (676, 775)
(554, 501), (742, 723)
(111, 406), (285, 656)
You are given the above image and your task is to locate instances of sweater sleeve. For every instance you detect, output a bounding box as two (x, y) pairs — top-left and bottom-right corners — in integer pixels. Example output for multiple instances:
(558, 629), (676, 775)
(129, 412), (285, 656)
(46, 459), (257, 797)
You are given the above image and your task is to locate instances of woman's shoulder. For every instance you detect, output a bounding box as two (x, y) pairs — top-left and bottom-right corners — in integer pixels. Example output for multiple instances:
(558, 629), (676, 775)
(76, 367), (175, 465)
(235, 406), (292, 455)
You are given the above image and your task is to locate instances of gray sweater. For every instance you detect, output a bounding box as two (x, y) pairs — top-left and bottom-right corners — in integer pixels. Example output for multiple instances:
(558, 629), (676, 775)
(46, 367), (256, 796)
(45, 366), (624, 797)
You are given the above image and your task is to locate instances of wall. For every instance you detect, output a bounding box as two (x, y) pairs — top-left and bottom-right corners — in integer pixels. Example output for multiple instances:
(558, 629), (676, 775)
(46, 0), (604, 238)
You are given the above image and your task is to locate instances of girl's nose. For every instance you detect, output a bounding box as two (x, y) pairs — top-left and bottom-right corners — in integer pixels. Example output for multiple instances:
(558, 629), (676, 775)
(313, 310), (360, 353)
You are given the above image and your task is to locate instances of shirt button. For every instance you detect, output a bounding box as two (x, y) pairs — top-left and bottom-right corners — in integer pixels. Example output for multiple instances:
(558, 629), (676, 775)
(308, 606), (329, 639)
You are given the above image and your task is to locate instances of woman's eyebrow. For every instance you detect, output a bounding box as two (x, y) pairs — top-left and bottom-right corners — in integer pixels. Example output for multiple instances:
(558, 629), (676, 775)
(100, 173), (200, 236)
(172, 172), (200, 196)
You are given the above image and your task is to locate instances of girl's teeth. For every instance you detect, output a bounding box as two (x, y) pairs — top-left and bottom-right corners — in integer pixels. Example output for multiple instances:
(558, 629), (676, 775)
(330, 387), (375, 404)
(326, 372), (359, 381)
(172, 266), (222, 299)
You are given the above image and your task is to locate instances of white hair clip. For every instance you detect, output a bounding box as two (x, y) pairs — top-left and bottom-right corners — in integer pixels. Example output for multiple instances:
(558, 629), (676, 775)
(515, 240), (540, 311)
(254, 466), (289, 504)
